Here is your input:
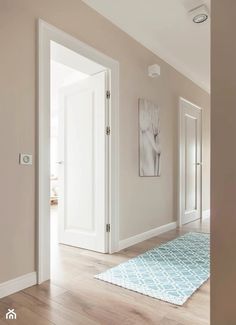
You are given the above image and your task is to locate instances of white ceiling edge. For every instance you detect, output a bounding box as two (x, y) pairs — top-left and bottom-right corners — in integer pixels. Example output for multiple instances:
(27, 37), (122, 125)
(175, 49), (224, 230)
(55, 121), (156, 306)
(82, 2), (210, 94)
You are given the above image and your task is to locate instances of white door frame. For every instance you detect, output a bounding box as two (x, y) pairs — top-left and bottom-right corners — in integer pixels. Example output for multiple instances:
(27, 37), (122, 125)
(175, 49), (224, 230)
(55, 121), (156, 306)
(37, 20), (120, 284)
(178, 97), (202, 227)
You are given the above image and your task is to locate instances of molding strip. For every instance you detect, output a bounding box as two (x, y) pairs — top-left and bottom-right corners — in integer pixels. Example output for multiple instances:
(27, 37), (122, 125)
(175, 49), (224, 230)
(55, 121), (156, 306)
(0, 272), (37, 299)
(119, 222), (177, 251)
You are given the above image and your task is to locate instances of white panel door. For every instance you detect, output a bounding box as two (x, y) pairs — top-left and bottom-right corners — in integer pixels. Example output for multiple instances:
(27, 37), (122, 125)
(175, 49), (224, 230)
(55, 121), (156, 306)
(180, 98), (202, 225)
(58, 71), (108, 253)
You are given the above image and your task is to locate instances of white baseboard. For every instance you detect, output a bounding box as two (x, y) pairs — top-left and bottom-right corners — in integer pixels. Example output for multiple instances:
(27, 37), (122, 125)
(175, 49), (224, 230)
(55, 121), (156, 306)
(202, 209), (210, 219)
(0, 272), (37, 299)
(118, 221), (177, 251)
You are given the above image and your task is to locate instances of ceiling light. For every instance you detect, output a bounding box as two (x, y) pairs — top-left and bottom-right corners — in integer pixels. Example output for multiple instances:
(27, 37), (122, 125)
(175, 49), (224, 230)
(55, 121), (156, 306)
(193, 13), (208, 24)
(188, 4), (210, 24)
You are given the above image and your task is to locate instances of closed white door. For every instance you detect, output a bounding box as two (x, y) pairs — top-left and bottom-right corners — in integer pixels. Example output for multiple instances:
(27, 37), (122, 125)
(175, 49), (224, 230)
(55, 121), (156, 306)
(58, 71), (108, 253)
(179, 98), (202, 225)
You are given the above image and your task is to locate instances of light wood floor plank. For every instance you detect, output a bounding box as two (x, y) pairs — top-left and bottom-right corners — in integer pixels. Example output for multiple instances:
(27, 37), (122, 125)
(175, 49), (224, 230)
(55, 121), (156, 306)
(0, 218), (210, 324)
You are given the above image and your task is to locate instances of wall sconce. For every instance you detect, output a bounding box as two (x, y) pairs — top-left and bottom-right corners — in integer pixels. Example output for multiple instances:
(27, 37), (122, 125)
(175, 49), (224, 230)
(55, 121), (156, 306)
(148, 64), (161, 78)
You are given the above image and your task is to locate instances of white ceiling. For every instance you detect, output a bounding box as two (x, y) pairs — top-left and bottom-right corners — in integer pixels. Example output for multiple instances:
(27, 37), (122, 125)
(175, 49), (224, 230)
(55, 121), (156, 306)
(51, 41), (105, 76)
(82, 0), (210, 92)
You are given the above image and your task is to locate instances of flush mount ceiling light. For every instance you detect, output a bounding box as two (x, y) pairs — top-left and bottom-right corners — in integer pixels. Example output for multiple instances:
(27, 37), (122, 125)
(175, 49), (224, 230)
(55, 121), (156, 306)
(193, 13), (208, 24)
(188, 4), (210, 24)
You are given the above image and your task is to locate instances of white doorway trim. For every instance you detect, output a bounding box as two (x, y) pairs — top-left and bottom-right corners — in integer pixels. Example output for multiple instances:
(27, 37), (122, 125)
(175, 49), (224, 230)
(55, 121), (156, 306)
(178, 97), (202, 227)
(37, 20), (120, 284)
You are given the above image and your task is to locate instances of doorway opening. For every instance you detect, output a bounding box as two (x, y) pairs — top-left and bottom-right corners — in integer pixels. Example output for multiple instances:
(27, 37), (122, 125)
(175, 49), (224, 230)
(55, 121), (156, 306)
(38, 20), (119, 284)
(50, 41), (110, 280)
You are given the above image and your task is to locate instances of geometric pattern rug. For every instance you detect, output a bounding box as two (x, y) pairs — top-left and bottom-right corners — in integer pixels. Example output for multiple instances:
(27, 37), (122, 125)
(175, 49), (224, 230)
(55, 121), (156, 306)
(95, 232), (210, 305)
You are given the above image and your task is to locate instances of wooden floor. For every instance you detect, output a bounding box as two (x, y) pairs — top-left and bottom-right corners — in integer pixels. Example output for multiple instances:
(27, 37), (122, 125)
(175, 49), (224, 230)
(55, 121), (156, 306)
(0, 217), (210, 325)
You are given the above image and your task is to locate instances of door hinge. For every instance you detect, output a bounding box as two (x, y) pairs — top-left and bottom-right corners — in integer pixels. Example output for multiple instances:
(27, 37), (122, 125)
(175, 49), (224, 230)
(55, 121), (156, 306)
(106, 224), (111, 232)
(106, 90), (111, 99)
(106, 126), (111, 135)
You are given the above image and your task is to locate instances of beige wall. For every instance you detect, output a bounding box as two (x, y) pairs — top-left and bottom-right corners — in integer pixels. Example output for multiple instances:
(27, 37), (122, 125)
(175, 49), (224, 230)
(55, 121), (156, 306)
(211, 1), (236, 324)
(0, 0), (210, 283)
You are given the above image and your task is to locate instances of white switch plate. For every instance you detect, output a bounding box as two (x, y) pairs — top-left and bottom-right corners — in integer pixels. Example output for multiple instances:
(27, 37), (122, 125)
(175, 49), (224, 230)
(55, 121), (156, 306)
(19, 154), (33, 165)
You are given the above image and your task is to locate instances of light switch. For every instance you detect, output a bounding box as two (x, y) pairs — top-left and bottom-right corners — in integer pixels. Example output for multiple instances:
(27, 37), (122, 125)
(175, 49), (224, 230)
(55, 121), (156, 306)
(19, 154), (33, 165)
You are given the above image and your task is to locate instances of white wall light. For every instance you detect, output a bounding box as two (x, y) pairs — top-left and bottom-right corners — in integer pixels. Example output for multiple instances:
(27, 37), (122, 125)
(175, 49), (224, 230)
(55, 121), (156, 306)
(148, 64), (161, 78)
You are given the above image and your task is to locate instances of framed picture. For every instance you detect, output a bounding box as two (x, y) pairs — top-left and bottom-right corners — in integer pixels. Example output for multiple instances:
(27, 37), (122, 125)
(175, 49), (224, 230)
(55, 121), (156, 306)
(139, 99), (161, 177)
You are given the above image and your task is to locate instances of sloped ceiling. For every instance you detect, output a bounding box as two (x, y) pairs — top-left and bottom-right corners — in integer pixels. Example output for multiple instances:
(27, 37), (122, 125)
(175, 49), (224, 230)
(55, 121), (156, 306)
(82, 0), (210, 92)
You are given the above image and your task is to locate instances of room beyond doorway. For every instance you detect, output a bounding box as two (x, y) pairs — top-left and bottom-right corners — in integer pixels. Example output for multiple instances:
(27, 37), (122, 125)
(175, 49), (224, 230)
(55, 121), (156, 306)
(37, 20), (120, 284)
(50, 41), (109, 254)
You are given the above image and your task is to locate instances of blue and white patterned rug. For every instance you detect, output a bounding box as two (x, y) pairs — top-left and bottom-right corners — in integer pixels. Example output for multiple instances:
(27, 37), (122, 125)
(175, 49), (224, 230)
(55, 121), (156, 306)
(95, 232), (210, 305)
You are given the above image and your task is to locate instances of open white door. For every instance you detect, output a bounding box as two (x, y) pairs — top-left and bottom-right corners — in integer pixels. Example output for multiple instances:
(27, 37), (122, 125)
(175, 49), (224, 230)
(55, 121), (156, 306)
(58, 71), (108, 253)
(179, 98), (202, 225)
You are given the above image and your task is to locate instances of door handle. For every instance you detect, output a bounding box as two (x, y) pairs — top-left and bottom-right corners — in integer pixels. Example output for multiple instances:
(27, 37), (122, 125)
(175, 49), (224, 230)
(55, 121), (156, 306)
(56, 161), (64, 165)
